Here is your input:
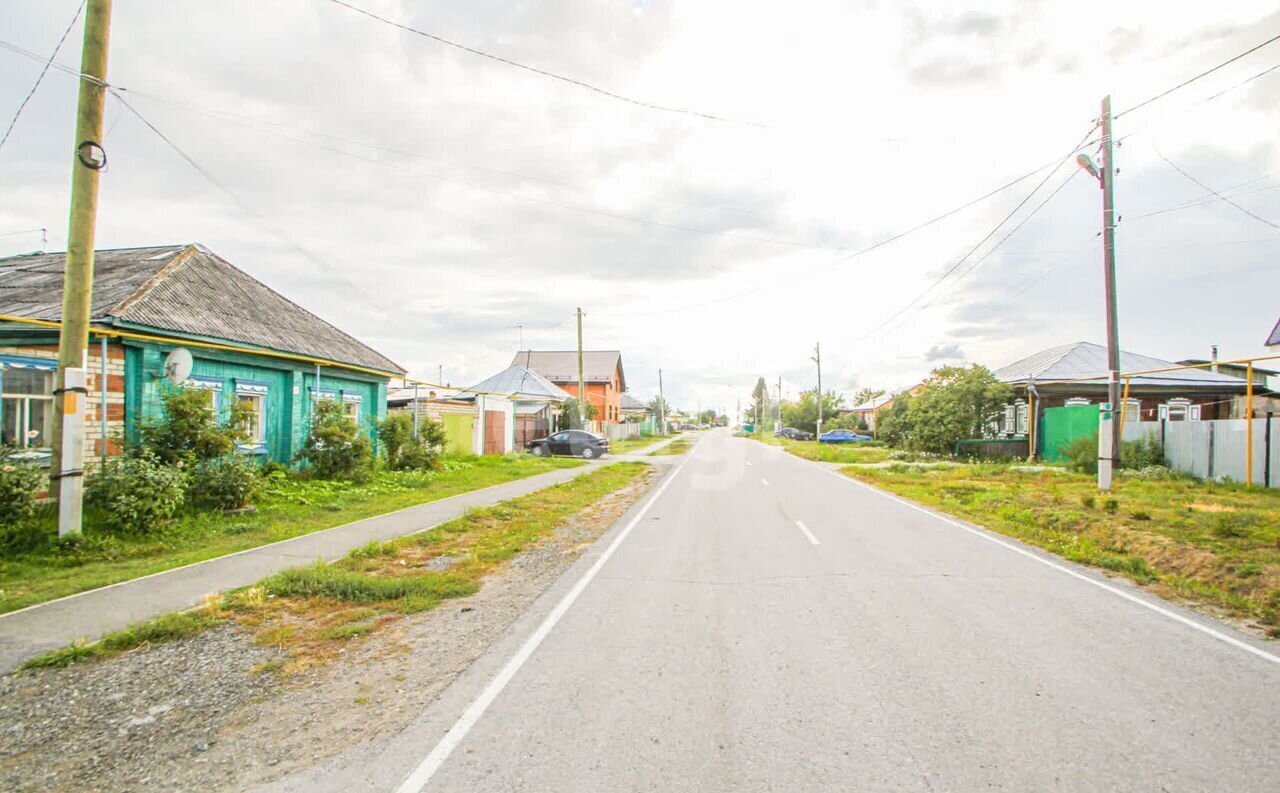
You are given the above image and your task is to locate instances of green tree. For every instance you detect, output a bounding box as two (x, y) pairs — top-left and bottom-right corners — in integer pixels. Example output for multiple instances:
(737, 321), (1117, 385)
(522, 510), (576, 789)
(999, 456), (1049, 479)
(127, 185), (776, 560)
(876, 392), (913, 447)
(780, 389), (846, 436)
(378, 413), (448, 471)
(851, 387), (885, 407)
(137, 386), (251, 466)
(696, 409), (717, 425)
(903, 365), (1012, 454)
(747, 377), (772, 427)
(296, 399), (373, 480)
(559, 397), (599, 430)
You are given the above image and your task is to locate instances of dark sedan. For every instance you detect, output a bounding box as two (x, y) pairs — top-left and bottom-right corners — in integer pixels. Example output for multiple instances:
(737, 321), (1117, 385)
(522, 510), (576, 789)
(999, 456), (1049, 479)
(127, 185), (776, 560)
(774, 427), (814, 441)
(526, 429), (610, 459)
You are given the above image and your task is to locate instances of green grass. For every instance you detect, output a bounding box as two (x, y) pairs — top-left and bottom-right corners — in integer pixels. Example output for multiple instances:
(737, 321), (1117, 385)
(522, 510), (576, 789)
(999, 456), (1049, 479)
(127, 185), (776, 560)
(751, 433), (890, 464)
(0, 455), (583, 614)
(22, 609), (224, 669)
(608, 436), (663, 454)
(648, 438), (693, 456)
(25, 462), (654, 672)
(844, 464), (1280, 635)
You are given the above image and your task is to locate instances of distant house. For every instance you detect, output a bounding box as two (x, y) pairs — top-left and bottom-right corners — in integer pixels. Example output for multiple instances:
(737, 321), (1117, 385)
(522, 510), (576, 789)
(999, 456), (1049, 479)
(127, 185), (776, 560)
(619, 392), (650, 421)
(0, 244), (404, 466)
(510, 350), (627, 426)
(992, 341), (1250, 439)
(455, 364), (572, 451)
(842, 386), (922, 435)
(1267, 318), (1280, 348)
(386, 385), (477, 456)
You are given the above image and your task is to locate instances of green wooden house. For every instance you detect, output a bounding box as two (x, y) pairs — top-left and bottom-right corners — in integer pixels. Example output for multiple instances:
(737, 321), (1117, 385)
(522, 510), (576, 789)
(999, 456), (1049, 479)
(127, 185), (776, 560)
(0, 244), (404, 466)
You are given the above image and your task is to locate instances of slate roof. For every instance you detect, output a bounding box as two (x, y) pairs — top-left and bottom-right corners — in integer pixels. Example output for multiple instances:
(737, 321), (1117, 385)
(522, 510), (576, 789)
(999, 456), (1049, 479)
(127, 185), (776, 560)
(0, 244), (403, 374)
(457, 365), (572, 402)
(620, 392), (649, 412)
(1268, 317), (1280, 347)
(995, 342), (1248, 390)
(510, 350), (626, 390)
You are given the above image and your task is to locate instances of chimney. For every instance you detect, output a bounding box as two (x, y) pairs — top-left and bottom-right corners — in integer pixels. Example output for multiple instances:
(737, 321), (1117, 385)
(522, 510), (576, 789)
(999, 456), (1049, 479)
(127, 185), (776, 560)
(1211, 345), (1219, 374)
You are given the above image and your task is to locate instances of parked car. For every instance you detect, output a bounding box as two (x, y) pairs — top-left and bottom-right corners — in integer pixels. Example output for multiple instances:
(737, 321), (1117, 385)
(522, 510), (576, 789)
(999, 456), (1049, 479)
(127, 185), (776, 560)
(526, 429), (610, 459)
(775, 427), (814, 441)
(819, 429), (872, 444)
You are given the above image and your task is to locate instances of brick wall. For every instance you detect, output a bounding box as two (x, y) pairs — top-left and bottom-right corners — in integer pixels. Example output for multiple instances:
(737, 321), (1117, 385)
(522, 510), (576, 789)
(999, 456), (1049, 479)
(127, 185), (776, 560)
(5, 342), (127, 465)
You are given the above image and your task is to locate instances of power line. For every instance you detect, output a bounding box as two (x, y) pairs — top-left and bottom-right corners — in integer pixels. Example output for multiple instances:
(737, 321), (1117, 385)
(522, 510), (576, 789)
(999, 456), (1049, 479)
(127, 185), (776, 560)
(1153, 145), (1280, 231)
(325, 0), (759, 127)
(1116, 31), (1280, 119)
(0, 1), (85, 154)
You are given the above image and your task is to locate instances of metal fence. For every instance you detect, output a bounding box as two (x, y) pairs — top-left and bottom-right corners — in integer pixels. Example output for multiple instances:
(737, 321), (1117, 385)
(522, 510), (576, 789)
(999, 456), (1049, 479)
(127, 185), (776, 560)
(1122, 416), (1278, 487)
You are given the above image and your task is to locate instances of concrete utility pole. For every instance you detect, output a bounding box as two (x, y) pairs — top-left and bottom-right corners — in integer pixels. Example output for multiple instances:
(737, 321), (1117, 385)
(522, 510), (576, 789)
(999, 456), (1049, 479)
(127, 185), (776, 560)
(812, 342), (823, 440)
(51, 0), (112, 537)
(776, 376), (782, 431)
(658, 368), (666, 436)
(1099, 95), (1121, 491)
(576, 307), (586, 428)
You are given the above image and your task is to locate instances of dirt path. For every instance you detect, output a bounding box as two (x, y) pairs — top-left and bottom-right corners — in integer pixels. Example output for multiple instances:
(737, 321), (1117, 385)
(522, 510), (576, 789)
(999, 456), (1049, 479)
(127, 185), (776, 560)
(0, 470), (655, 793)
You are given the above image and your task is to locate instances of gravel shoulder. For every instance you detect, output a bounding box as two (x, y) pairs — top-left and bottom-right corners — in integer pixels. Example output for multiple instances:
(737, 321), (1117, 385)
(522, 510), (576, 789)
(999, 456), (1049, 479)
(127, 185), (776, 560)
(0, 469), (656, 793)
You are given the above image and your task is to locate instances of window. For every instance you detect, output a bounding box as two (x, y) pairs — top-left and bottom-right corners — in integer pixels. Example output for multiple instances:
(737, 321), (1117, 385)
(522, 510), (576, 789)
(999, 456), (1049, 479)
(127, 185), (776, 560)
(1, 363), (55, 449)
(342, 393), (362, 423)
(1158, 399), (1200, 422)
(184, 376), (223, 417)
(1001, 404), (1016, 435)
(235, 380), (269, 449)
(1123, 398), (1141, 422)
(1015, 402), (1029, 435)
(1064, 397), (1090, 406)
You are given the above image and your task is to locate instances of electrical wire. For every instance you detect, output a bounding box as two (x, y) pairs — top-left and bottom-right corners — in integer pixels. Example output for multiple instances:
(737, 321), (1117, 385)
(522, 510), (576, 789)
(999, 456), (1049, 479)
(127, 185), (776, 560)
(325, 0), (760, 127)
(1116, 31), (1280, 119)
(1153, 145), (1280, 231)
(0, 1), (85, 154)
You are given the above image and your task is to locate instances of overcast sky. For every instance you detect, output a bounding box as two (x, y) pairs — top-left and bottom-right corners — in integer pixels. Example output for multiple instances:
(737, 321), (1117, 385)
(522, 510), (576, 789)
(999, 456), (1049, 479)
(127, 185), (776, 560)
(2, 0), (1278, 414)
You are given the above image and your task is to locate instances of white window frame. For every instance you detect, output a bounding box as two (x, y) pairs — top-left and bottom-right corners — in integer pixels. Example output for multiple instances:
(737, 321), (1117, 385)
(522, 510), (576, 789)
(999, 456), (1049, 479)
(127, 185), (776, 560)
(1, 361), (56, 450)
(1064, 397), (1090, 407)
(1015, 402), (1029, 436)
(1002, 404), (1016, 435)
(184, 376), (223, 418)
(1158, 399), (1200, 422)
(1123, 398), (1141, 422)
(342, 392), (362, 424)
(235, 381), (269, 450)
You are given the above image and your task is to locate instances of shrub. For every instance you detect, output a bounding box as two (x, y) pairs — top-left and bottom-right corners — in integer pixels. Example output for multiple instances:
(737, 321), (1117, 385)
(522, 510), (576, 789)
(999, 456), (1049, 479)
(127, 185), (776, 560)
(1063, 432), (1164, 475)
(377, 413), (447, 471)
(1210, 512), (1258, 539)
(137, 385), (250, 466)
(296, 399), (372, 480)
(0, 446), (45, 525)
(1103, 498), (1119, 514)
(88, 452), (186, 533)
(189, 454), (262, 510)
(1080, 494), (1096, 509)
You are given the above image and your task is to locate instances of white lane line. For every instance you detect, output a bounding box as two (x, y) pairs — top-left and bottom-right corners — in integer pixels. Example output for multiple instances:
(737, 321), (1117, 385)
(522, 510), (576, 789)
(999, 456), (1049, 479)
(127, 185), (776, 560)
(746, 461), (753, 466)
(821, 468), (1280, 666)
(760, 478), (769, 486)
(795, 519), (820, 546)
(393, 461), (687, 793)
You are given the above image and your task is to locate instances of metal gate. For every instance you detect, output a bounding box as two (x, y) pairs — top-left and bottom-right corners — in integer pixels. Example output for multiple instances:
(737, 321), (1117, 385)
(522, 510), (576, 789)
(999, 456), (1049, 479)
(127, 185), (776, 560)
(1040, 403), (1097, 461)
(484, 410), (505, 454)
(515, 416), (548, 448)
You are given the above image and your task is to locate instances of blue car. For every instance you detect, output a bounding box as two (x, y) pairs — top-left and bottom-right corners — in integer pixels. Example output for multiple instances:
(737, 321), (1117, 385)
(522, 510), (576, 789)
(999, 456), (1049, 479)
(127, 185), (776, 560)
(819, 429), (872, 444)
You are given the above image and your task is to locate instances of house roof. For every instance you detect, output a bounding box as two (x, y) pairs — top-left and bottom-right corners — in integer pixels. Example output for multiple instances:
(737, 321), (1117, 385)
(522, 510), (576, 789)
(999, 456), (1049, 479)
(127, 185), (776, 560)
(620, 392), (649, 412)
(0, 244), (404, 375)
(456, 364), (572, 402)
(386, 385), (464, 403)
(510, 350), (626, 390)
(849, 393), (895, 412)
(995, 341), (1248, 390)
(1268, 317), (1280, 347)
(1177, 359), (1279, 377)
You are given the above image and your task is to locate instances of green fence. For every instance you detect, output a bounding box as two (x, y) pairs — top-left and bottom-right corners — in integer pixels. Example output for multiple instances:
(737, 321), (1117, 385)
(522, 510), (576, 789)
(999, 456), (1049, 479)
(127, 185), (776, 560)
(1040, 404), (1097, 462)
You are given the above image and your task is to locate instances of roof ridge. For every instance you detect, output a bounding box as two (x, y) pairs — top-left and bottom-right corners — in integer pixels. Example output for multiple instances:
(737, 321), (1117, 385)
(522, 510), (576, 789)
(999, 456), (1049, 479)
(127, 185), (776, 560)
(106, 245), (199, 317)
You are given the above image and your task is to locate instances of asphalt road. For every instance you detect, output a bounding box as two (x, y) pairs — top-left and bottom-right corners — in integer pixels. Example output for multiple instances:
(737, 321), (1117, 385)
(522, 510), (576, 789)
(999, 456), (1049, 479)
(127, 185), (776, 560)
(269, 429), (1280, 792)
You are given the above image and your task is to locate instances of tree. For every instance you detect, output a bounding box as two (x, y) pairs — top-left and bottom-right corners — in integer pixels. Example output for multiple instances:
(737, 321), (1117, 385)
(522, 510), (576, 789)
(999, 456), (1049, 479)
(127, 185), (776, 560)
(559, 397), (598, 430)
(851, 387), (885, 407)
(137, 385), (250, 466)
(696, 409), (717, 425)
(901, 365), (1011, 454)
(296, 399), (373, 480)
(647, 395), (672, 420)
(780, 389), (846, 436)
(747, 377), (772, 427)
(377, 413), (448, 471)
(876, 392), (913, 447)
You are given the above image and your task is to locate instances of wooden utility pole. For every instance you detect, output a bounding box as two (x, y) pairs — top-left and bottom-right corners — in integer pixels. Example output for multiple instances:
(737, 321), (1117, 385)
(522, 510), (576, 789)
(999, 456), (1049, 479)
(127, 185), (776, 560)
(812, 343), (823, 440)
(1099, 95), (1121, 491)
(575, 307), (586, 428)
(51, 0), (112, 536)
(776, 376), (782, 431)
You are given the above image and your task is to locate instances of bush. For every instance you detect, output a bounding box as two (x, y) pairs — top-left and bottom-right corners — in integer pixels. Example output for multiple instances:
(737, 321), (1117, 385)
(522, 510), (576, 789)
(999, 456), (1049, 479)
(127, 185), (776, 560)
(0, 446), (45, 525)
(88, 452), (186, 533)
(377, 413), (447, 471)
(1063, 432), (1165, 474)
(189, 454), (262, 510)
(137, 385), (249, 466)
(296, 399), (372, 480)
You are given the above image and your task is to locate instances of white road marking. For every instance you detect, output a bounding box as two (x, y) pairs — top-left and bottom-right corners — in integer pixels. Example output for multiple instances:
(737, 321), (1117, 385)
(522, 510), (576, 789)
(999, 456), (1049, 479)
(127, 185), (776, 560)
(746, 461), (753, 466)
(393, 461), (688, 793)
(795, 520), (820, 546)
(821, 467), (1280, 666)
(760, 478), (769, 486)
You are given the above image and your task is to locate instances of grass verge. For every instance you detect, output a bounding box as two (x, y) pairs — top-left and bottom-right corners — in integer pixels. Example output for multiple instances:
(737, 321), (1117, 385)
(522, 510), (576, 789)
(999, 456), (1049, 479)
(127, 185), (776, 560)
(22, 462), (653, 673)
(751, 433), (891, 464)
(648, 437), (693, 456)
(843, 464), (1280, 635)
(608, 437), (663, 454)
(0, 455), (583, 614)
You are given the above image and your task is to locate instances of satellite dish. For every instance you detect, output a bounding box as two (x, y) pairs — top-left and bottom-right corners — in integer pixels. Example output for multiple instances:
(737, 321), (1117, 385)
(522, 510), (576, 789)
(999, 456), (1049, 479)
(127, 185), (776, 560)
(163, 348), (194, 384)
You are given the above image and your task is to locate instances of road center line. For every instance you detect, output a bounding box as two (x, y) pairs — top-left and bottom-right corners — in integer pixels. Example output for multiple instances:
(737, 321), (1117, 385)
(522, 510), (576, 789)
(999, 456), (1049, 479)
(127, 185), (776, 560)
(821, 467), (1280, 666)
(392, 460), (687, 793)
(760, 478), (769, 486)
(795, 519), (820, 546)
